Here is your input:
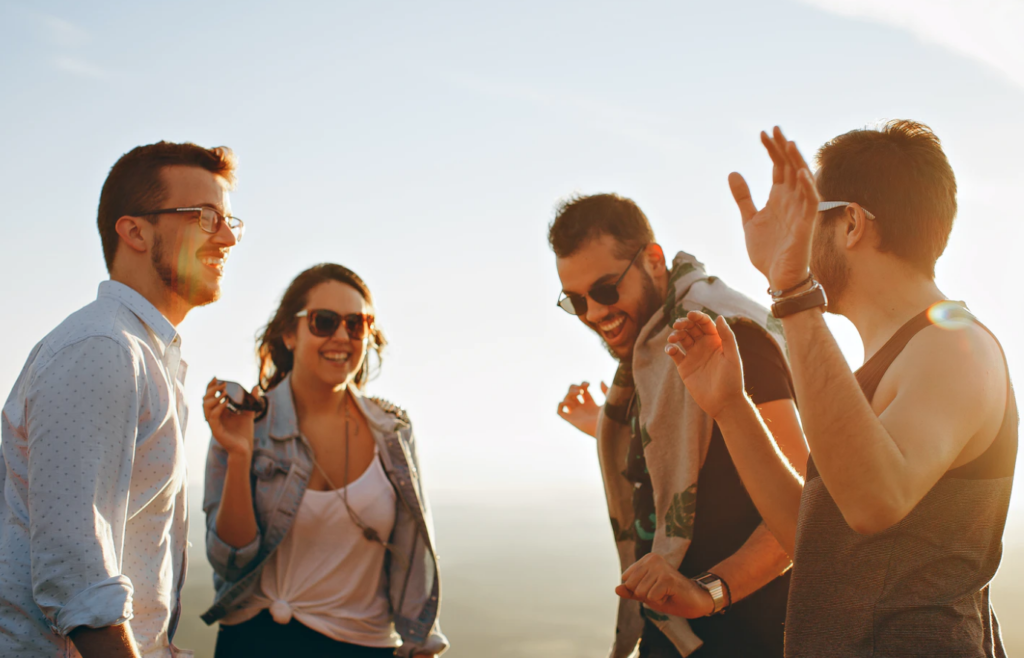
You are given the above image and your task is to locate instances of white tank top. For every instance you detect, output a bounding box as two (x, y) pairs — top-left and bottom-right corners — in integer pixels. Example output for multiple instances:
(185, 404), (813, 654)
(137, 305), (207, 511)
(222, 450), (401, 648)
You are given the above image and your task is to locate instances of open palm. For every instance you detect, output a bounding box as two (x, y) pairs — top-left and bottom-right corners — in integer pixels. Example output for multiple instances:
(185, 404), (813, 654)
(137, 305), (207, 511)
(666, 312), (745, 420)
(729, 126), (821, 291)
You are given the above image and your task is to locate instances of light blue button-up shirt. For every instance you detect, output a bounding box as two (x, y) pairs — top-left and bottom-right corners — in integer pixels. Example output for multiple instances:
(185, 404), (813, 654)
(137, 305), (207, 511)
(0, 281), (191, 657)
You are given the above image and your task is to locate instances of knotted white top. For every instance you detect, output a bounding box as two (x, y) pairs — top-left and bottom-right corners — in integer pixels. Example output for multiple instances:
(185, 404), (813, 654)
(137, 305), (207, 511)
(222, 450), (400, 648)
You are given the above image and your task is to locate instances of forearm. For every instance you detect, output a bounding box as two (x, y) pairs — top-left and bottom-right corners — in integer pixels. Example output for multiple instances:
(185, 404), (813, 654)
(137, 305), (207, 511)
(214, 452), (258, 548)
(715, 400), (803, 555)
(781, 311), (906, 523)
(707, 523), (791, 604)
(70, 622), (140, 658)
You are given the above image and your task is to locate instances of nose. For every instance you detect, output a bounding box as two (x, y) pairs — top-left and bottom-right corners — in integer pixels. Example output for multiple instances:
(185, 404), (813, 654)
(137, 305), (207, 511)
(212, 218), (239, 247)
(585, 299), (611, 326)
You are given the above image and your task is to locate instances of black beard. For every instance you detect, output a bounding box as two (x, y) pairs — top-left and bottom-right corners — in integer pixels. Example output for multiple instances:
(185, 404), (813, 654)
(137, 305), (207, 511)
(600, 269), (662, 362)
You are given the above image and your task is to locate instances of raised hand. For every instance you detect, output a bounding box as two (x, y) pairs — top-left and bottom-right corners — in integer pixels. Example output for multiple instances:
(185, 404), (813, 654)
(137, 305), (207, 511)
(556, 381), (608, 438)
(729, 126), (821, 291)
(203, 377), (256, 458)
(615, 553), (714, 619)
(665, 312), (746, 420)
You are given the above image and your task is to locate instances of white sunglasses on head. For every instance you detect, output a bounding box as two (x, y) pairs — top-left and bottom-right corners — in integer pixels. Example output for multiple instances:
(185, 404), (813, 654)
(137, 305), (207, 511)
(818, 201), (876, 220)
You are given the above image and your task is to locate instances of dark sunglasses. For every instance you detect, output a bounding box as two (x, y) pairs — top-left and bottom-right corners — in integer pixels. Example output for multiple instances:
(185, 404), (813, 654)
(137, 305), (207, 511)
(295, 309), (374, 340)
(219, 380), (267, 415)
(557, 246), (646, 316)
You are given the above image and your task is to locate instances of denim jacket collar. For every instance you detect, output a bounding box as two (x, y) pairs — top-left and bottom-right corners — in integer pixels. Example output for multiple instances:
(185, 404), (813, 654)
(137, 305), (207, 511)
(265, 374), (399, 441)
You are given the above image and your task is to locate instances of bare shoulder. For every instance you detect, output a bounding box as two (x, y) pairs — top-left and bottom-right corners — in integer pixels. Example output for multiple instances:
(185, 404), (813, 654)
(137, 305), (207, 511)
(901, 318), (1006, 388)
(880, 316), (1008, 464)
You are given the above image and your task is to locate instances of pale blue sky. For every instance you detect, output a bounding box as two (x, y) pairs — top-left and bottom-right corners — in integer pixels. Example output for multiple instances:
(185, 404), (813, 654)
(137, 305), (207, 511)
(1, 0), (1022, 518)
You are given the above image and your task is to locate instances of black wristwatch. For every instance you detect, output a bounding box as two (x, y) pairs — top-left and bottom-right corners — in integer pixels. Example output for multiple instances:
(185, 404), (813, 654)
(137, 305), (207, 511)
(771, 281), (827, 319)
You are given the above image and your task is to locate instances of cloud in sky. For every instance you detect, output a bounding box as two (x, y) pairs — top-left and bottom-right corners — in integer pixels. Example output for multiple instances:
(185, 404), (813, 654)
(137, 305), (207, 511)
(53, 55), (110, 79)
(798, 0), (1024, 89)
(36, 14), (91, 48)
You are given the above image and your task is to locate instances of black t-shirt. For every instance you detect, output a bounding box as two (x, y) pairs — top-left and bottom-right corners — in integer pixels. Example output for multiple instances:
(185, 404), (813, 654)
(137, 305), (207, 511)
(626, 323), (794, 658)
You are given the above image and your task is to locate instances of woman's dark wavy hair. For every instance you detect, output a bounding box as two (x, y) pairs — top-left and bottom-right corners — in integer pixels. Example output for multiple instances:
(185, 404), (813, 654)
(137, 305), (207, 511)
(257, 263), (387, 391)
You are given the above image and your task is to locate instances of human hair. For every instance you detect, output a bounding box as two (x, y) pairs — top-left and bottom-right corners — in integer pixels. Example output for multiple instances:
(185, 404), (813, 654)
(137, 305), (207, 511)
(816, 120), (957, 277)
(257, 263), (387, 391)
(548, 193), (656, 259)
(97, 141), (238, 271)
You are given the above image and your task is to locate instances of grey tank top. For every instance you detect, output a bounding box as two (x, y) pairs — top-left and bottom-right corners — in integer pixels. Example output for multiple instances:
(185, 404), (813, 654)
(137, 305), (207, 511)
(785, 304), (1018, 658)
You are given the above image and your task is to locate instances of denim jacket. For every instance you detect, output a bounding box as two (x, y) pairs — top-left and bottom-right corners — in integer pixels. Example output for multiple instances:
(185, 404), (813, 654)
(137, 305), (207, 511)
(201, 375), (447, 657)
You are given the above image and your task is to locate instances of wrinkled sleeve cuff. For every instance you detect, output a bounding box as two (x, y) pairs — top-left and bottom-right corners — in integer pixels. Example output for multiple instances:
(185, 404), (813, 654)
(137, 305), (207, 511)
(52, 575), (134, 636)
(206, 528), (261, 580)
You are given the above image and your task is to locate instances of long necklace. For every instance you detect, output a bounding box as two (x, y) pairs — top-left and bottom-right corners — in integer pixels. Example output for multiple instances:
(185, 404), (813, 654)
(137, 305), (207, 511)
(307, 390), (387, 544)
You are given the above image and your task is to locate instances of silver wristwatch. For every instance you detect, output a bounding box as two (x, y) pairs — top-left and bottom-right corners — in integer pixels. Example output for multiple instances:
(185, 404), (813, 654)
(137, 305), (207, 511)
(693, 572), (731, 615)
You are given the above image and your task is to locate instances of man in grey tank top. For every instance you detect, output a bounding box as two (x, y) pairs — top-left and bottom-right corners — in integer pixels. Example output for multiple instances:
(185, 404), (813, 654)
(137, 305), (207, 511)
(622, 121), (1016, 657)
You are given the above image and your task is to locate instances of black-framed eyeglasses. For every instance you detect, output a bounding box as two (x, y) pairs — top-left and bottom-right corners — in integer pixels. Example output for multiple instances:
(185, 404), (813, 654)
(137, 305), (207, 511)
(556, 246), (646, 316)
(132, 206), (245, 242)
(295, 309), (374, 340)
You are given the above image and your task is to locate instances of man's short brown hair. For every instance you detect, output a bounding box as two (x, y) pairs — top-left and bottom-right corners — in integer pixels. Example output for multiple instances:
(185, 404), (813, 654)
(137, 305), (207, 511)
(548, 193), (655, 259)
(816, 120), (956, 277)
(97, 141), (238, 271)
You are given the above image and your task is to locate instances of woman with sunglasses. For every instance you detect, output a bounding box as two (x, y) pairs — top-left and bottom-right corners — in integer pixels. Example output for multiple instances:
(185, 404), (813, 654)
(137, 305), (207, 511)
(199, 263), (447, 658)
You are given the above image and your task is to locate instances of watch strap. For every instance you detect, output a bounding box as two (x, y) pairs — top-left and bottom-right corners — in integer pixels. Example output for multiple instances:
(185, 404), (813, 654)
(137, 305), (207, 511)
(693, 572), (730, 615)
(771, 282), (827, 319)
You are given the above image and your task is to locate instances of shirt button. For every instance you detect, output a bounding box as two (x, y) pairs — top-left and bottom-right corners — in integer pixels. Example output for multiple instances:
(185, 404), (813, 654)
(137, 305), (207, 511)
(634, 482), (642, 489)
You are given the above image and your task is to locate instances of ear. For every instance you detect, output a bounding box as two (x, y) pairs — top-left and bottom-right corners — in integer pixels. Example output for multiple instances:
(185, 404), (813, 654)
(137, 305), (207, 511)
(114, 215), (153, 255)
(282, 328), (296, 352)
(843, 204), (871, 250)
(646, 243), (667, 274)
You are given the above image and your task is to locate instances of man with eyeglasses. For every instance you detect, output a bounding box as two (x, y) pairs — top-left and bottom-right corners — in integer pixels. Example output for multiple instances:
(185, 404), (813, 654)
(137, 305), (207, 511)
(550, 193), (806, 658)
(0, 141), (242, 657)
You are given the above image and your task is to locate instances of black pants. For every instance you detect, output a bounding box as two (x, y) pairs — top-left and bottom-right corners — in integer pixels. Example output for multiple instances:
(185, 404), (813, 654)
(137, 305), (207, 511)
(214, 610), (396, 658)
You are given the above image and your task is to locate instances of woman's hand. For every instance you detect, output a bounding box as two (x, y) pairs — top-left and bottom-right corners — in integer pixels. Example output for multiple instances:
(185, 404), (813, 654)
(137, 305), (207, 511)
(556, 381), (608, 438)
(616, 553), (714, 619)
(203, 378), (256, 459)
(666, 312), (747, 420)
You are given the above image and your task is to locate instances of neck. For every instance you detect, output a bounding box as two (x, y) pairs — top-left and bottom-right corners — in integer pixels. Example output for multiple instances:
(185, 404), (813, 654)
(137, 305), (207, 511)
(110, 267), (190, 326)
(290, 368), (351, 420)
(836, 263), (945, 362)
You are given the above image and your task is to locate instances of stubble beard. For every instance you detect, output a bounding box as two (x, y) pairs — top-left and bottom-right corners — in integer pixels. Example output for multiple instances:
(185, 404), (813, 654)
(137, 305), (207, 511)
(151, 233), (219, 308)
(811, 220), (850, 314)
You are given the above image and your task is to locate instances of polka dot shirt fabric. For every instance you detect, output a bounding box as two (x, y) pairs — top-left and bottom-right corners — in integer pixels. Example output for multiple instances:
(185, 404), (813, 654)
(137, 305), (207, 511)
(0, 281), (191, 657)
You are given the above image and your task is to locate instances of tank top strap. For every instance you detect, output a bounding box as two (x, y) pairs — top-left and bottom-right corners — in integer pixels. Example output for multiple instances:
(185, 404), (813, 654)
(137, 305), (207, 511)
(853, 303), (967, 402)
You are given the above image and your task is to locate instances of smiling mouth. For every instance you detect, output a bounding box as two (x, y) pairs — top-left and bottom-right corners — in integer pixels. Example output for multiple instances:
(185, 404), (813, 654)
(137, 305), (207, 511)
(199, 253), (227, 273)
(321, 351), (351, 363)
(598, 313), (628, 343)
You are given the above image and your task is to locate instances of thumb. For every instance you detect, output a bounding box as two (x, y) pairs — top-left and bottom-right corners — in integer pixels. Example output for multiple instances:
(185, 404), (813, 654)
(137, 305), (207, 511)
(716, 316), (740, 362)
(600, 381), (609, 396)
(728, 172), (758, 222)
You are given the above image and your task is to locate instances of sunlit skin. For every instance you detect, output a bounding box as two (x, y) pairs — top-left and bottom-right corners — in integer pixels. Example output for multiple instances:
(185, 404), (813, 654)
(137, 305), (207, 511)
(652, 126), (1006, 554)
(202, 281), (439, 657)
(110, 165), (237, 326)
(554, 234), (806, 619)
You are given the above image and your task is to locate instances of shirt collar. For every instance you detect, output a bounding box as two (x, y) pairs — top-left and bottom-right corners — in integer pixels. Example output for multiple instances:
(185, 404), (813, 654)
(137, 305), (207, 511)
(265, 374), (393, 440)
(98, 280), (179, 348)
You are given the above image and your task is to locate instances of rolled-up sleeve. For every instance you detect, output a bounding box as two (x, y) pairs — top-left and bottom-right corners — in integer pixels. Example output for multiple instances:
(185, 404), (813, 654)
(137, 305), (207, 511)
(25, 337), (139, 634)
(203, 439), (261, 581)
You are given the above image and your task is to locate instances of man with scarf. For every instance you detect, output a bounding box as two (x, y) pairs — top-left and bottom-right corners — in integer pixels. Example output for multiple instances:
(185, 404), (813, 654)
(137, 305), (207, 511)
(552, 193), (806, 658)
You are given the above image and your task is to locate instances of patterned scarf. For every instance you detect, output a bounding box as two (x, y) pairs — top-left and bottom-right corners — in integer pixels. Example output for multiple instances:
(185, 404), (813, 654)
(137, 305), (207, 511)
(598, 251), (788, 657)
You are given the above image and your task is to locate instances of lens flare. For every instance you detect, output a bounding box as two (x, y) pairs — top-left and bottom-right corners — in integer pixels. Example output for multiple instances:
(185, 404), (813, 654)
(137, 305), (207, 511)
(926, 300), (974, 331)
